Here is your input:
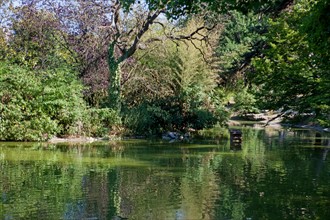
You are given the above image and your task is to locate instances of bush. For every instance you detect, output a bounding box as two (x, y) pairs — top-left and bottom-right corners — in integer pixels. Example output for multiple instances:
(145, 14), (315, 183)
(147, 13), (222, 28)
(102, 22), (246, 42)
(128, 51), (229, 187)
(122, 102), (171, 135)
(84, 108), (121, 137)
(0, 62), (89, 141)
(0, 63), (57, 140)
(122, 97), (229, 135)
(232, 86), (259, 116)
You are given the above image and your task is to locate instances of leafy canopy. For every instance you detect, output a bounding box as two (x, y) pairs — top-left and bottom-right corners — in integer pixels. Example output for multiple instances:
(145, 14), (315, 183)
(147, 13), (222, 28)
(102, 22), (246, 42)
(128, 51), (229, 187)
(252, 0), (330, 124)
(120, 0), (293, 15)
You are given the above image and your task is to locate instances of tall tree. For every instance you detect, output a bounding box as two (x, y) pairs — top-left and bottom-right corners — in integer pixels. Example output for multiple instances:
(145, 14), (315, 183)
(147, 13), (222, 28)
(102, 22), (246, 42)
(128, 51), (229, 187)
(26, 0), (217, 112)
(252, 0), (330, 125)
(98, 0), (218, 112)
(5, 0), (296, 113)
(5, 5), (71, 69)
(108, 0), (294, 112)
(106, 0), (186, 112)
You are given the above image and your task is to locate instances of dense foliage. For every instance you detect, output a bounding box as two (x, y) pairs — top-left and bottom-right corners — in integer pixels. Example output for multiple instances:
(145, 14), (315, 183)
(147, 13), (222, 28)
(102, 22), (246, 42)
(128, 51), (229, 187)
(0, 0), (329, 141)
(122, 24), (228, 134)
(217, 0), (329, 125)
(0, 62), (121, 141)
(252, 0), (330, 125)
(0, 62), (85, 141)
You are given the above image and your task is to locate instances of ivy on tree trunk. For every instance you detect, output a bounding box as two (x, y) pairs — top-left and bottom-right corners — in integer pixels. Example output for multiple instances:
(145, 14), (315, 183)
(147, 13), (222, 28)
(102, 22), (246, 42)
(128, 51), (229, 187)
(107, 42), (121, 113)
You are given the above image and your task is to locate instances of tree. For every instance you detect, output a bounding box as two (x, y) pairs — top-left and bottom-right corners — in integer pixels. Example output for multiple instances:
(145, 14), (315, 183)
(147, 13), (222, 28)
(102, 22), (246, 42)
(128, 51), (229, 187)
(120, 19), (229, 134)
(211, 1), (296, 118)
(27, 0), (214, 112)
(105, 0), (179, 112)
(107, 0), (292, 112)
(60, 0), (224, 112)
(252, 0), (330, 125)
(7, 0), (292, 113)
(0, 0), (13, 60)
(4, 4), (74, 70)
(0, 28), (7, 59)
(217, 10), (267, 86)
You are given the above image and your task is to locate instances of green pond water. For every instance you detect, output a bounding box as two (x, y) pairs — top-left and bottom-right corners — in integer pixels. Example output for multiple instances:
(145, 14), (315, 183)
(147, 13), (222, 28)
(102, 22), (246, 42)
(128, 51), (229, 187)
(0, 126), (329, 220)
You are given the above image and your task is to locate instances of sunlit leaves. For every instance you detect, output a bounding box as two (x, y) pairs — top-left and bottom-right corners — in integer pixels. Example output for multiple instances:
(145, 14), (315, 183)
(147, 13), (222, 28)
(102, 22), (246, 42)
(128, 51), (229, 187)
(251, 0), (330, 124)
(217, 10), (267, 85)
(121, 19), (226, 133)
(6, 6), (71, 69)
(0, 62), (88, 141)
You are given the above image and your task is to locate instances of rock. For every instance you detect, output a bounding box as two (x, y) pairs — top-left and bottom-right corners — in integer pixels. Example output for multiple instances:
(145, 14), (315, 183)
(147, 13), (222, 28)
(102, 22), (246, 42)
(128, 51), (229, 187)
(245, 113), (268, 121)
(168, 132), (178, 139)
(162, 132), (184, 140)
(227, 120), (241, 126)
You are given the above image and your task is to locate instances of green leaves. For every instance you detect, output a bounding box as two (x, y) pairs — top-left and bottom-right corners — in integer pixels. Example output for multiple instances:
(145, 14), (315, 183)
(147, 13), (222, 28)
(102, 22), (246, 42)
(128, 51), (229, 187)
(0, 63), (56, 141)
(121, 19), (226, 134)
(251, 0), (330, 123)
(214, 0), (329, 125)
(5, 6), (71, 70)
(217, 10), (267, 86)
(0, 62), (88, 141)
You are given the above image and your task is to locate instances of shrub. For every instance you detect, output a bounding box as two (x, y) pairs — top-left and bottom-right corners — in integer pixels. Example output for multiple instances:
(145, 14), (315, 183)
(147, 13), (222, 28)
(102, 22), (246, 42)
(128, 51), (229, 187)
(0, 63), (57, 140)
(232, 86), (259, 116)
(0, 62), (89, 141)
(122, 103), (171, 135)
(38, 67), (88, 136)
(122, 97), (229, 135)
(84, 108), (121, 137)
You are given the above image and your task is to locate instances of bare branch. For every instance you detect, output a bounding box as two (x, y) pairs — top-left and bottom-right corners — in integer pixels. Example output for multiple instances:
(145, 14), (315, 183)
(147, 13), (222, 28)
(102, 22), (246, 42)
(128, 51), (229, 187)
(190, 39), (207, 62)
(169, 24), (216, 41)
(118, 8), (165, 63)
(113, 0), (121, 40)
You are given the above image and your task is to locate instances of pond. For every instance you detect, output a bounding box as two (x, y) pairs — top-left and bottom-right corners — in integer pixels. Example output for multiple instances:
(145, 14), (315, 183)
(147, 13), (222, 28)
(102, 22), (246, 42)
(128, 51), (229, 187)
(1, 126), (329, 219)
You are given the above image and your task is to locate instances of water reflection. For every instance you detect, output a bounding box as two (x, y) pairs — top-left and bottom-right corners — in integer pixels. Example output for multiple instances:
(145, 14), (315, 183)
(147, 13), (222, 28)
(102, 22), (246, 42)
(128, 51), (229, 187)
(0, 127), (330, 219)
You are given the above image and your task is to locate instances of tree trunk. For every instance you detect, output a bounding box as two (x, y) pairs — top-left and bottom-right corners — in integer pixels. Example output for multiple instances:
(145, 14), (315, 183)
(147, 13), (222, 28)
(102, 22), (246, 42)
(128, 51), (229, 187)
(107, 42), (121, 113)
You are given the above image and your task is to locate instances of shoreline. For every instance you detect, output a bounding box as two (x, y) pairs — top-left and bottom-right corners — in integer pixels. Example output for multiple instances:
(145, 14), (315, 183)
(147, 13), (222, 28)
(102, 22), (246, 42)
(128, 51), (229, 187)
(47, 136), (105, 144)
(228, 112), (329, 133)
(48, 119), (329, 144)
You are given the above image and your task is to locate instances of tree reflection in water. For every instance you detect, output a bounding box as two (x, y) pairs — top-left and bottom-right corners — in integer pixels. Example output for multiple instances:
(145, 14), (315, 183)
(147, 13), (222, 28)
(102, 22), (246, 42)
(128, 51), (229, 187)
(0, 127), (329, 219)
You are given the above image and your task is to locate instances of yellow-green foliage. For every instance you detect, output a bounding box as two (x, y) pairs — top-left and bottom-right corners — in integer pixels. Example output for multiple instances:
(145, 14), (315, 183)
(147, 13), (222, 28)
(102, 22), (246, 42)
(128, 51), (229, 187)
(122, 19), (228, 134)
(0, 29), (7, 60)
(5, 7), (74, 69)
